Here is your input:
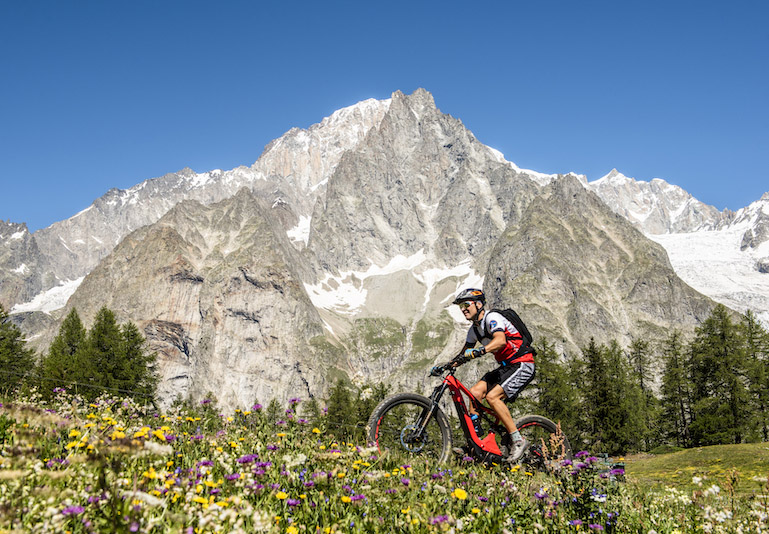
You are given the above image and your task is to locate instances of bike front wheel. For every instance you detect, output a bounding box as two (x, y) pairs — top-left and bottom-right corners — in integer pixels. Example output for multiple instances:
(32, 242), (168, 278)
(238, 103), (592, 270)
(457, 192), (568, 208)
(516, 414), (573, 472)
(366, 393), (452, 463)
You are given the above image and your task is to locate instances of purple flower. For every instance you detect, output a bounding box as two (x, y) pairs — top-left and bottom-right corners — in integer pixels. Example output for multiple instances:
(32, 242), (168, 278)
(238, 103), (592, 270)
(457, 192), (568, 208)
(252, 404), (263, 411)
(237, 454), (259, 464)
(289, 397), (301, 405)
(570, 519), (583, 526)
(575, 450), (590, 458)
(287, 498), (301, 507)
(61, 505), (84, 516)
(589, 524), (604, 530)
(401, 477), (410, 486)
(430, 515), (449, 525)
(225, 473), (240, 481)
(197, 460), (214, 467)
(535, 491), (548, 500)
(351, 494), (366, 502)
(267, 445), (278, 451)
(200, 399), (211, 405)
(610, 468), (625, 476)
(129, 522), (140, 532)
(561, 459), (573, 466)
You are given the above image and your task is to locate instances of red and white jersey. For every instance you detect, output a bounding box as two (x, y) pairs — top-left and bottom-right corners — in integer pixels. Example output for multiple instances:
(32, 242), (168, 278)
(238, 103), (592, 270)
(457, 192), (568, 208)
(465, 311), (534, 364)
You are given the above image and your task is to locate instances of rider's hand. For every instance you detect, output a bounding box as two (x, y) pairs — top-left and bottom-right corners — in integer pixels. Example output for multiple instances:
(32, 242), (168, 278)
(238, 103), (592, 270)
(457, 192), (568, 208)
(430, 366), (443, 376)
(464, 347), (485, 359)
(451, 355), (470, 367)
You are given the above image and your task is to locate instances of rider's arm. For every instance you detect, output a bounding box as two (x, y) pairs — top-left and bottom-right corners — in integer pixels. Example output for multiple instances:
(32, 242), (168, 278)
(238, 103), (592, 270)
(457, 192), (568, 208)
(482, 330), (508, 356)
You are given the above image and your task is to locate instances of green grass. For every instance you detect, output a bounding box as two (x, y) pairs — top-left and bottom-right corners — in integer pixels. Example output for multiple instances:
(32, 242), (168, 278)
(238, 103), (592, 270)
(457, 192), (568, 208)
(624, 442), (769, 495)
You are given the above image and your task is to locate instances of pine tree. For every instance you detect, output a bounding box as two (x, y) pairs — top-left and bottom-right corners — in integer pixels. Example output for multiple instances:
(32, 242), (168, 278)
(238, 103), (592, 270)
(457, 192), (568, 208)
(120, 321), (158, 401)
(39, 308), (86, 397)
(581, 338), (611, 451)
(72, 307), (157, 402)
(689, 304), (750, 445)
(626, 338), (659, 450)
(659, 330), (692, 447)
(326, 379), (352, 438)
(581, 338), (644, 454)
(0, 304), (35, 394)
(740, 311), (769, 442)
(533, 338), (580, 442)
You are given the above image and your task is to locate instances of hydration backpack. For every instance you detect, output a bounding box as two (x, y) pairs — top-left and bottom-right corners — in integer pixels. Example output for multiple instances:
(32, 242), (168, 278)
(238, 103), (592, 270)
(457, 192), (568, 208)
(474, 307), (535, 356)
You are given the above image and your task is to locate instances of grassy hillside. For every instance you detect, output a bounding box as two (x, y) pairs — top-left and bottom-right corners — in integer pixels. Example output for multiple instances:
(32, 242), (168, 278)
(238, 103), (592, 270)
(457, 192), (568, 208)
(624, 443), (769, 495)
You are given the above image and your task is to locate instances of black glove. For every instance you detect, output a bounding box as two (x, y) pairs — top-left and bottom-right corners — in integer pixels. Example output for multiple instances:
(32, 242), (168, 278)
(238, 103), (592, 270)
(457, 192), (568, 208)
(451, 355), (470, 367)
(430, 366), (444, 376)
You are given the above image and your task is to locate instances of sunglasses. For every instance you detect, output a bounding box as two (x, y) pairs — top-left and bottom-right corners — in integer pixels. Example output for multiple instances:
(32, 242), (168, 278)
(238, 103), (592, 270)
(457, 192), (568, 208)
(458, 302), (474, 310)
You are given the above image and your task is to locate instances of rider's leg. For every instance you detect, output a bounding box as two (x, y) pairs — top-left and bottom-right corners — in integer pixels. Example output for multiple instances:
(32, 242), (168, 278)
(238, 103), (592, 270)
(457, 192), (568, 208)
(485, 385), (517, 434)
(467, 381), (488, 417)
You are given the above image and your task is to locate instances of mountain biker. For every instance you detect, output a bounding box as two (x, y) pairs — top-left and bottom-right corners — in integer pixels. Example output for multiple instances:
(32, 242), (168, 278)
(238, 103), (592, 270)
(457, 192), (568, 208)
(451, 288), (535, 462)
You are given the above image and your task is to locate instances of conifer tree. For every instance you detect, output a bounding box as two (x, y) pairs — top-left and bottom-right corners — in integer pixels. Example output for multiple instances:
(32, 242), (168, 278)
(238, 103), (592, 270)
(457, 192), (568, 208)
(532, 339), (580, 442)
(626, 338), (659, 450)
(326, 379), (352, 438)
(688, 304), (750, 445)
(120, 321), (159, 401)
(740, 310), (769, 441)
(39, 308), (86, 397)
(0, 304), (35, 394)
(659, 330), (692, 447)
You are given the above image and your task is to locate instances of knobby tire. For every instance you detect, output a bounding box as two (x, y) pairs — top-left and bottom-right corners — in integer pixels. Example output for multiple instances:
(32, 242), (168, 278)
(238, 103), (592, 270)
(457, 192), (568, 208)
(516, 414), (573, 472)
(366, 393), (452, 463)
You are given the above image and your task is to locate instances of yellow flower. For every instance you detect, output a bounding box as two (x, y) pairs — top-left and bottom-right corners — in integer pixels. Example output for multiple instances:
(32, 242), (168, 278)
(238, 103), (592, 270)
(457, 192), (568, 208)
(68, 429), (80, 438)
(286, 527), (299, 534)
(193, 496), (208, 505)
(452, 488), (468, 500)
(411, 519), (419, 525)
(401, 507), (410, 514)
(341, 496), (352, 503)
(152, 429), (166, 441)
(276, 491), (288, 500)
(312, 427), (322, 434)
(472, 508), (481, 514)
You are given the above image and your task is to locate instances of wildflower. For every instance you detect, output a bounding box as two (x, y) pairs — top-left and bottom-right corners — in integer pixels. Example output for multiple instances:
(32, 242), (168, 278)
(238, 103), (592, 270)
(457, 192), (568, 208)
(226, 473), (241, 481)
(589, 524), (604, 530)
(287, 527), (299, 534)
(472, 508), (481, 514)
(312, 427), (322, 434)
(452, 488), (468, 500)
(341, 496), (352, 503)
(276, 491), (288, 500)
(287, 498), (301, 507)
(401, 477), (410, 486)
(430, 515), (449, 525)
(61, 505), (85, 516)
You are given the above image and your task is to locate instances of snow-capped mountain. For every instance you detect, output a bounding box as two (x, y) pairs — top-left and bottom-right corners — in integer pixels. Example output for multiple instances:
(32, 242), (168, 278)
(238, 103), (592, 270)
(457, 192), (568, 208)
(1, 88), (763, 409)
(588, 169), (729, 234)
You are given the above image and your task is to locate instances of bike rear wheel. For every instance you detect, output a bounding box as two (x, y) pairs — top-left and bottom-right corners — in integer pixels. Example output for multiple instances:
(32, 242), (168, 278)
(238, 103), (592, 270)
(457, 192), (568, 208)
(516, 414), (573, 472)
(366, 393), (452, 463)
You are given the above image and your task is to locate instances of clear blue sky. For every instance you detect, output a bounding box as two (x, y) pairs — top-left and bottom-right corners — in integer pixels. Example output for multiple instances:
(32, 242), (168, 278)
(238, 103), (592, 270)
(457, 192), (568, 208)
(2, 1), (767, 232)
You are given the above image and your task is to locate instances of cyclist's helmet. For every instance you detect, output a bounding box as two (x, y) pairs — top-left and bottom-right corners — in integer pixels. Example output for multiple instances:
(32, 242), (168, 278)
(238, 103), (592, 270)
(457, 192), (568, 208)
(452, 288), (486, 305)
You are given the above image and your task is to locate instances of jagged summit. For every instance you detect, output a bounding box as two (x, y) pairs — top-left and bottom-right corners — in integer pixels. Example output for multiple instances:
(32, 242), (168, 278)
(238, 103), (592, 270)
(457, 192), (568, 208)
(3, 88), (766, 409)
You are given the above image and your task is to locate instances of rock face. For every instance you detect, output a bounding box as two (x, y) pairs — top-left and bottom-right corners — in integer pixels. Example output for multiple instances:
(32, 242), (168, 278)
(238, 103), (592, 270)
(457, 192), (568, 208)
(588, 169), (728, 234)
(64, 190), (327, 407)
(486, 175), (714, 354)
(4, 89), (737, 410)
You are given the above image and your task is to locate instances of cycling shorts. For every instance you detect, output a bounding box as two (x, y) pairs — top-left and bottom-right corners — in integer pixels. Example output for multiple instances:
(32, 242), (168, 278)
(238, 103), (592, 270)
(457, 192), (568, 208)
(481, 361), (535, 401)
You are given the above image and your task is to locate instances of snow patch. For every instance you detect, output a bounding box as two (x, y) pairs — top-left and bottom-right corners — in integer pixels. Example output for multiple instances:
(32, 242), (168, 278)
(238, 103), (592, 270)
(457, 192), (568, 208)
(11, 277), (85, 314)
(287, 216), (311, 245)
(649, 225), (769, 327)
(304, 252), (484, 319)
(12, 263), (28, 274)
(10, 231), (25, 240)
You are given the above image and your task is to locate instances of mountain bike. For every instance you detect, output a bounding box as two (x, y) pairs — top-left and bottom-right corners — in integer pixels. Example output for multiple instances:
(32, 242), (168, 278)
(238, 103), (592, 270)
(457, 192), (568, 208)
(366, 360), (572, 470)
